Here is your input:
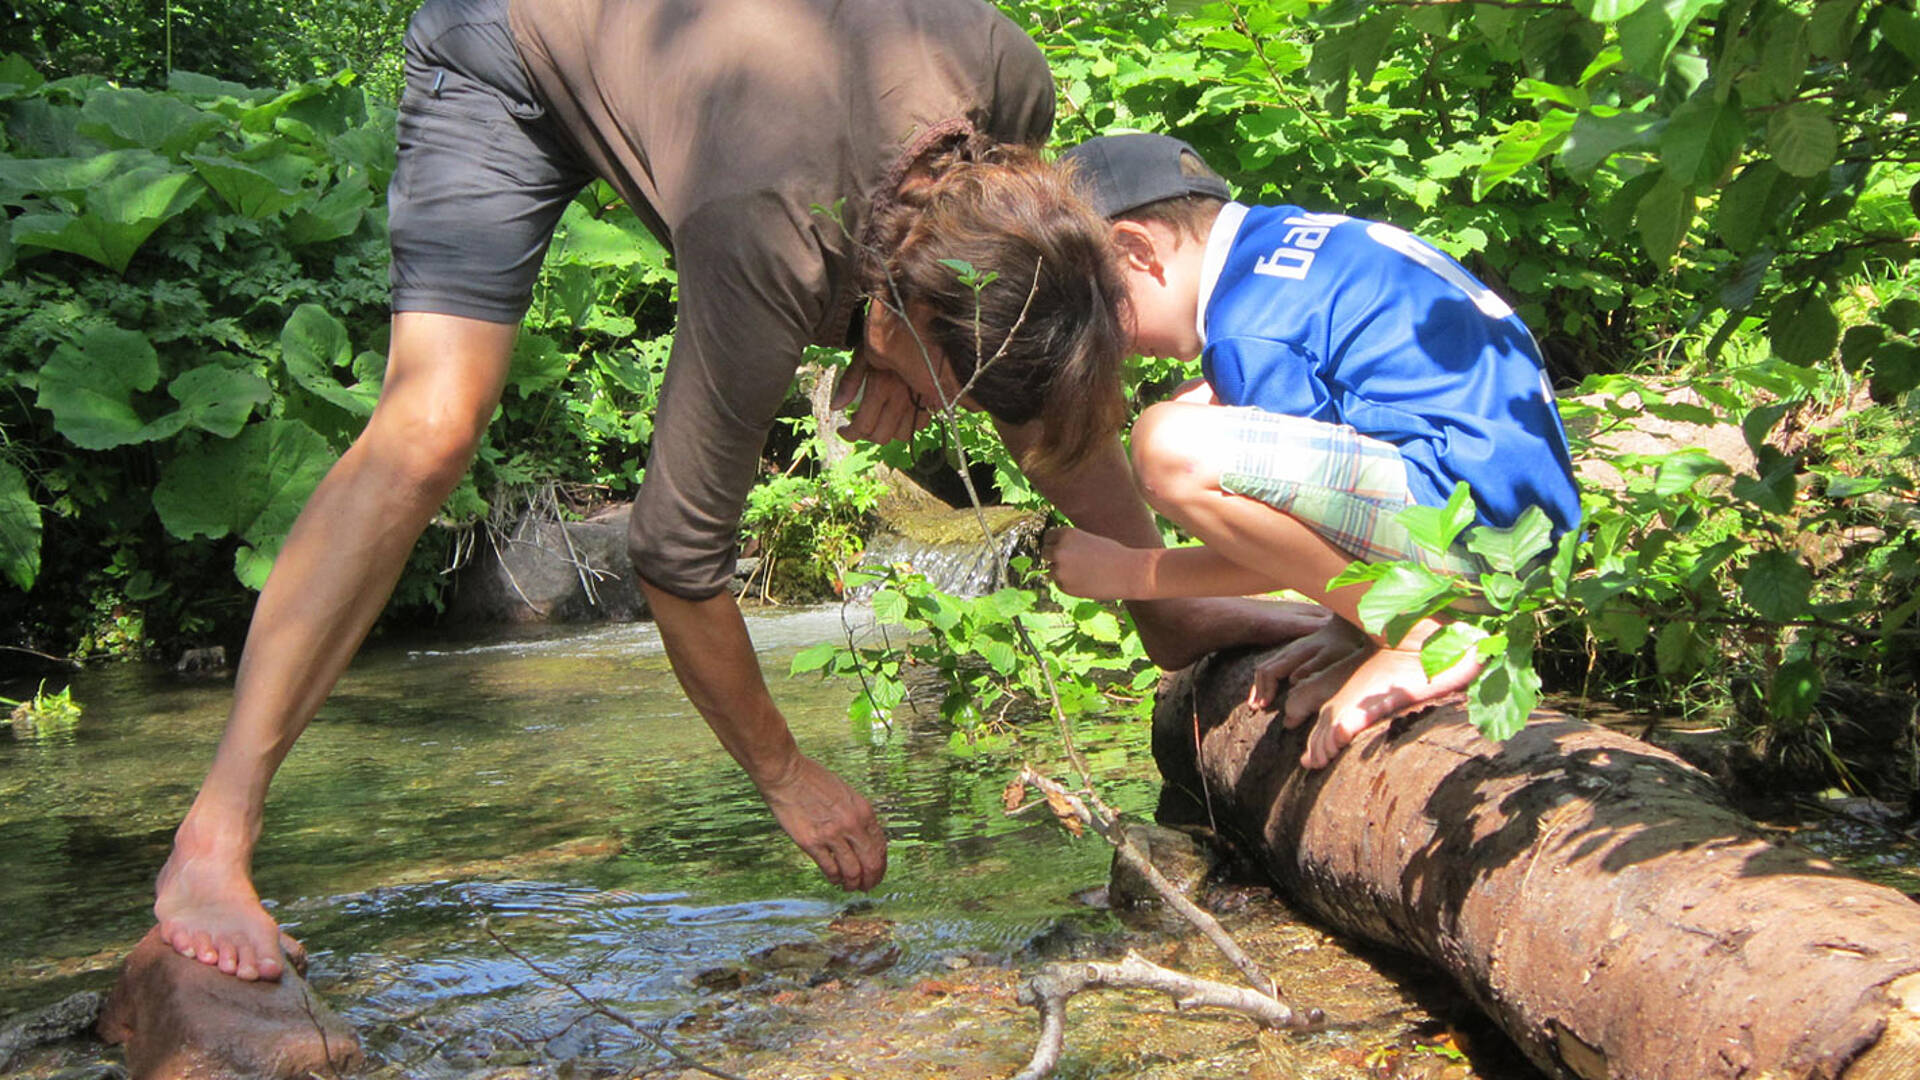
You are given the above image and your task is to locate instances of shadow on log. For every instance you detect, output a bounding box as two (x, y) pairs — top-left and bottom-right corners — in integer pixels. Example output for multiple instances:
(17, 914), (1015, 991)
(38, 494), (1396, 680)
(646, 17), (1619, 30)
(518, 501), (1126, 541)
(97, 928), (363, 1079)
(1153, 647), (1920, 1080)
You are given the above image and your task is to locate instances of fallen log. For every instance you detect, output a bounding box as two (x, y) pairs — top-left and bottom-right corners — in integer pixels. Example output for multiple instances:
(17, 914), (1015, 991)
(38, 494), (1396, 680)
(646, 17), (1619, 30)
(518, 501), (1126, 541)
(1152, 647), (1920, 1080)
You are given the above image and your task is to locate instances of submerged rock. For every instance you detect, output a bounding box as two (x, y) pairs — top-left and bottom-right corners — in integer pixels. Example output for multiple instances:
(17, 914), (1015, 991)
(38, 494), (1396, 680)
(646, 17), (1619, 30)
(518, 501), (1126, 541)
(96, 928), (363, 1080)
(0, 991), (104, 1071)
(1108, 823), (1219, 911)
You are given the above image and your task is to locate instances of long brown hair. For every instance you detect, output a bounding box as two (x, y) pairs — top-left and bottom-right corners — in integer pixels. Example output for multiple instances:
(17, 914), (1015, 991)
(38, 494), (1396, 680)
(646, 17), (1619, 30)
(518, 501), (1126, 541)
(863, 140), (1128, 476)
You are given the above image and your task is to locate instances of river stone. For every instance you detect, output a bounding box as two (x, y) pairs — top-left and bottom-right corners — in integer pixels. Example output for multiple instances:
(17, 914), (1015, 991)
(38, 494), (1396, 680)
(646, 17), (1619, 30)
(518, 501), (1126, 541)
(1107, 823), (1219, 911)
(0, 990), (104, 1071)
(96, 928), (364, 1080)
(447, 505), (650, 624)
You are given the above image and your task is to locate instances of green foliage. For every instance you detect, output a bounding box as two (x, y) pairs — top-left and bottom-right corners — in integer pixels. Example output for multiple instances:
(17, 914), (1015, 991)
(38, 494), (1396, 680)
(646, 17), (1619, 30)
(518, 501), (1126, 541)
(0, 0), (411, 101)
(794, 556), (1156, 745)
(3, 679), (81, 731)
(0, 65), (392, 653)
(741, 440), (891, 602)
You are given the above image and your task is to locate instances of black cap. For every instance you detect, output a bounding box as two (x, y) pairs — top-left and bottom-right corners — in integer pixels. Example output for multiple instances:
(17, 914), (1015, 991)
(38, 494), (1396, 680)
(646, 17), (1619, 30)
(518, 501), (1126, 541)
(1058, 133), (1233, 219)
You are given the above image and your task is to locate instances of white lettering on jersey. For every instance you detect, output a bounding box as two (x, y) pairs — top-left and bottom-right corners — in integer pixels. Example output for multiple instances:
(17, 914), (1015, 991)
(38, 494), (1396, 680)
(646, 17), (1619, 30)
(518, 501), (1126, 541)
(1254, 212), (1349, 281)
(1363, 222), (1515, 320)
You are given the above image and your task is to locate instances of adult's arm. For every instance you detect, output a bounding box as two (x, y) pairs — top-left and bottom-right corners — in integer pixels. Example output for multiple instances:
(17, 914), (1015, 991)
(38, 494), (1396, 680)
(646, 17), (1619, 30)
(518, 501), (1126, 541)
(643, 583), (887, 890)
(629, 200), (887, 889)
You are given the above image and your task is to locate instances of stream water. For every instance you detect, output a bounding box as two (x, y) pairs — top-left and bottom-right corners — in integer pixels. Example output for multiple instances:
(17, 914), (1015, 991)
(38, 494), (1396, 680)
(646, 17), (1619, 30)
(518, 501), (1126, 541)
(8, 605), (1920, 1079)
(1, 606), (1176, 1074)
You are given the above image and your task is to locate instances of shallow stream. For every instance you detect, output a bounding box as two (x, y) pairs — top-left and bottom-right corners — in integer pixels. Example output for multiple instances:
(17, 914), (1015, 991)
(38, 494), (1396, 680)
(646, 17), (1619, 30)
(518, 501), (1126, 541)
(7, 607), (1920, 1079)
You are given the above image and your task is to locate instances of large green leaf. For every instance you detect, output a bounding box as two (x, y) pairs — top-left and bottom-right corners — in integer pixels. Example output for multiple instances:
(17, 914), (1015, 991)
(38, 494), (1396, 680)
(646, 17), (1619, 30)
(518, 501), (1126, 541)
(152, 419), (338, 587)
(0, 53), (46, 99)
(1475, 110), (1576, 199)
(1559, 110), (1662, 177)
(11, 165), (205, 273)
(1466, 506), (1554, 574)
(0, 460), (42, 591)
(549, 202), (673, 281)
(185, 152), (315, 218)
(78, 88), (222, 157)
(1617, 0), (1715, 78)
(1660, 91), (1746, 187)
(35, 327), (161, 449)
(1467, 647), (1541, 741)
(283, 173), (372, 247)
(1394, 482), (1476, 556)
(0, 148), (167, 205)
(1636, 173), (1695, 269)
(147, 365), (273, 440)
(281, 304), (378, 417)
(1355, 563), (1458, 645)
(1741, 550), (1812, 621)
(1713, 162), (1780, 254)
(1768, 290), (1840, 365)
(1767, 104), (1838, 178)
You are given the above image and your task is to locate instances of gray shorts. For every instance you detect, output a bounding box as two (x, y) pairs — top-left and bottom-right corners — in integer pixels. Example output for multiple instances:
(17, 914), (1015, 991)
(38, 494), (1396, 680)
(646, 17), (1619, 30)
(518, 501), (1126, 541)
(388, 0), (593, 323)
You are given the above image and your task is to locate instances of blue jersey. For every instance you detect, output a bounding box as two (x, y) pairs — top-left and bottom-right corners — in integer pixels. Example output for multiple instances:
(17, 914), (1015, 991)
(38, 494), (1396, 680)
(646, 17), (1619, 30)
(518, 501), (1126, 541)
(1199, 203), (1581, 535)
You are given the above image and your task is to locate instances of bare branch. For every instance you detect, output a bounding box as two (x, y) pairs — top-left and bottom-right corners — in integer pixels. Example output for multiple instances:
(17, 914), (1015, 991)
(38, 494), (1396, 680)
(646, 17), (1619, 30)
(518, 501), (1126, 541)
(1010, 951), (1316, 1080)
(1016, 768), (1307, 1015)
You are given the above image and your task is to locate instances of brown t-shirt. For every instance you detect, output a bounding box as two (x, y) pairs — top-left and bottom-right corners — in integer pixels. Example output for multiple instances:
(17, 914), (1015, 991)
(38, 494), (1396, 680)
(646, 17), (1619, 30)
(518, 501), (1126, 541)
(508, 0), (1055, 598)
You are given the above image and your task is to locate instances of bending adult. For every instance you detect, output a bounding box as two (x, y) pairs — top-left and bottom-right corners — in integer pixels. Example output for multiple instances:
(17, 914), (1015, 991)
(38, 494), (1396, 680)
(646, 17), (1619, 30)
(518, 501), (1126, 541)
(153, 0), (1323, 982)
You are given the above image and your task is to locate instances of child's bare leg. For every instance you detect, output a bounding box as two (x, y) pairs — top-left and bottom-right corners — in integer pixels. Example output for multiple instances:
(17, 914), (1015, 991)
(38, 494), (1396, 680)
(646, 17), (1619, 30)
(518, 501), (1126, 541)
(1130, 402), (1480, 766)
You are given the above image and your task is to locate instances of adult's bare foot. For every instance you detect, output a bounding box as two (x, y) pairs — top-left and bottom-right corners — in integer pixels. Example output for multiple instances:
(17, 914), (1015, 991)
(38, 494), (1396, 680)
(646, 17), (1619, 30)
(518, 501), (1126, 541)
(153, 852), (287, 982)
(1131, 596), (1329, 671)
(1292, 642), (1481, 769)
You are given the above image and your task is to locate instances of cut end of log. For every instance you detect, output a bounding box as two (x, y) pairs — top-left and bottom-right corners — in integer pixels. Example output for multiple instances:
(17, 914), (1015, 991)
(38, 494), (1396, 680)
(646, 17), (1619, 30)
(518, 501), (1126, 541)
(1844, 972), (1920, 1080)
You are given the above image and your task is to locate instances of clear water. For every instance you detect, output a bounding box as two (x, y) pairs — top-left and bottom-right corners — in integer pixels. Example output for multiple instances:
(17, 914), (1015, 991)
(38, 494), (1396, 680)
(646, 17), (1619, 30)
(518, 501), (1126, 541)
(0, 606), (1156, 1073)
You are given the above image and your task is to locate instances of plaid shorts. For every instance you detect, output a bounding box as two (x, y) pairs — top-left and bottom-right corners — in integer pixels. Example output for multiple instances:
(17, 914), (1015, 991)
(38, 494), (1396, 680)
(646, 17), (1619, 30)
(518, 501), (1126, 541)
(1216, 408), (1486, 575)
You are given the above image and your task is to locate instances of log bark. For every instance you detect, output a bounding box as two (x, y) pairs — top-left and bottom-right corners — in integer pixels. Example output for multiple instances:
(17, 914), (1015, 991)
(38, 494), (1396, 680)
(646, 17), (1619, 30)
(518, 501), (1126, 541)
(1152, 647), (1920, 1080)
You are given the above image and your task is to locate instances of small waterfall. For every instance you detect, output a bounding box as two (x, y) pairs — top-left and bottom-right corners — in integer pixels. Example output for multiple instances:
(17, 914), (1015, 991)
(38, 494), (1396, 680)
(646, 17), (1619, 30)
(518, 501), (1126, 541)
(856, 506), (1044, 598)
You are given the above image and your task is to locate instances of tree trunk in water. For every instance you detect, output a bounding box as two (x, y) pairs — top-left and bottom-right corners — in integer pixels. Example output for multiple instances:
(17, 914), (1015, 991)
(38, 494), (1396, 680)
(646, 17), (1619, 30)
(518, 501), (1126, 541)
(1152, 647), (1920, 1080)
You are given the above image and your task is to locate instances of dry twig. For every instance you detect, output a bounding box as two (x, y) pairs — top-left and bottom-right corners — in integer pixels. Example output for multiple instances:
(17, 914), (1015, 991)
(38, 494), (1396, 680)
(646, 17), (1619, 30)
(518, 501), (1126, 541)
(1010, 951), (1313, 1080)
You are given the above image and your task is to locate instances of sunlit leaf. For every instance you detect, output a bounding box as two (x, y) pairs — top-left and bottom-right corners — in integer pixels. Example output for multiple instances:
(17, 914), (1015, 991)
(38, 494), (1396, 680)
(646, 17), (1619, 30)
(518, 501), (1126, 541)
(1419, 622), (1484, 679)
(1768, 658), (1823, 722)
(1767, 104), (1838, 178)
(1467, 649), (1540, 741)
(1396, 482), (1477, 557)
(281, 304), (377, 417)
(1466, 506), (1554, 574)
(1650, 448), (1731, 495)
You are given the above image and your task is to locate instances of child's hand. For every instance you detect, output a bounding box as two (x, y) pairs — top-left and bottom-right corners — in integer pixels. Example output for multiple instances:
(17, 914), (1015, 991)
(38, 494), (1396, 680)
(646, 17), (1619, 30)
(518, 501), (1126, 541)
(1040, 528), (1144, 600)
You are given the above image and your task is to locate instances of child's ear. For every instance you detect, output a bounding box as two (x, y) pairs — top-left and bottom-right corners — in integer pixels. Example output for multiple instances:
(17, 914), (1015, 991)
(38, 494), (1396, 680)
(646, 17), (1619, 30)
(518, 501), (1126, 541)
(1110, 220), (1161, 273)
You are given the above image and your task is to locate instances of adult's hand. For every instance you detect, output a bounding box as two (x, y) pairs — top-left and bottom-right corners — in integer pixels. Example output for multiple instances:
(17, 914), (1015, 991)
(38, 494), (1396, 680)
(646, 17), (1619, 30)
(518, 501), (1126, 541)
(833, 354), (932, 445)
(754, 751), (889, 892)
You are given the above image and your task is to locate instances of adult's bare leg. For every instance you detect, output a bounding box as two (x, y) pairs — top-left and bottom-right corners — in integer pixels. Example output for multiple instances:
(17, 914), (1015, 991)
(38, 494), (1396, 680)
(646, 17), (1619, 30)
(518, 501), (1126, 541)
(154, 312), (516, 981)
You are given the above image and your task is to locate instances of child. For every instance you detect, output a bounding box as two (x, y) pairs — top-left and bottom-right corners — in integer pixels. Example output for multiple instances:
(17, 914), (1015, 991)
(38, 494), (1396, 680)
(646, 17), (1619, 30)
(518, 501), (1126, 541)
(1043, 133), (1581, 768)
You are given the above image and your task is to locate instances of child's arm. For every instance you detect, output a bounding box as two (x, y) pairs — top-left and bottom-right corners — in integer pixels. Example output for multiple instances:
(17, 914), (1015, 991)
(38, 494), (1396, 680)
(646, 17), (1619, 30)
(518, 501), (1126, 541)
(1043, 528), (1287, 601)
